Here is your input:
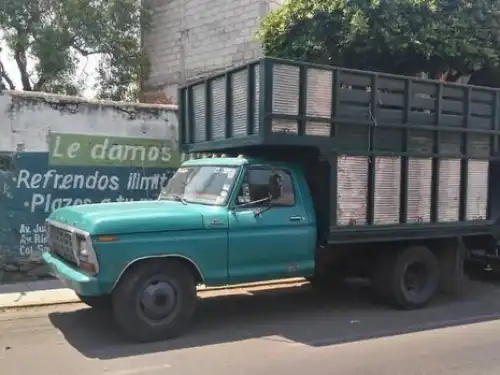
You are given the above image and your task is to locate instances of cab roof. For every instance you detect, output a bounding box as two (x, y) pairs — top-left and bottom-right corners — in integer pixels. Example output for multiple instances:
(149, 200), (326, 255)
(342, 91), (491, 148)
(181, 156), (295, 169)
(181, 156), (252, 167)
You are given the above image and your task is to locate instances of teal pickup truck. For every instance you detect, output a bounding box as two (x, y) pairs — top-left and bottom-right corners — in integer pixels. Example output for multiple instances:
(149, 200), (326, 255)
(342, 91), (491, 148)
(43, 58), (500, 342)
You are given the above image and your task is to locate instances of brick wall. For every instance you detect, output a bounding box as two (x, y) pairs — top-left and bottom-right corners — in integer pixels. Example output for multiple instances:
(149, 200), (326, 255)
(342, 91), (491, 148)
(143, 0), (285, 97)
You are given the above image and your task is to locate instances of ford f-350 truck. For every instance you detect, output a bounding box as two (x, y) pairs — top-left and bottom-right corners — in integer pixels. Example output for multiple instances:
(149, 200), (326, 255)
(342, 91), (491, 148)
(43, 58), (500, 342)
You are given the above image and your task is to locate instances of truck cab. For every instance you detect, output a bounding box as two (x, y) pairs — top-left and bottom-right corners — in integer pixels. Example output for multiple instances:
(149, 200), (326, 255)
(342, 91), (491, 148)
(43, 153), (319, 341)
(43, 57), (500, 342)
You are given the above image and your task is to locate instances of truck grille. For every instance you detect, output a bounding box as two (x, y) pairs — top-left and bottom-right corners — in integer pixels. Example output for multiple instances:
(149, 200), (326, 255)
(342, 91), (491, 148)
(47, 224), (77, 265)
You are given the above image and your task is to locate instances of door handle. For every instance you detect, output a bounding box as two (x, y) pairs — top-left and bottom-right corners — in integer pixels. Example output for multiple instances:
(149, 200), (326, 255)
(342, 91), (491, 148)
(289, 215), (303, 221)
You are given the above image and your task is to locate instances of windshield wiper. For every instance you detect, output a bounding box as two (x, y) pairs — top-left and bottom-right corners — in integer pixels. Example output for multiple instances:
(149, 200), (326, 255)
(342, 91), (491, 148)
(172, 195), (188, 205)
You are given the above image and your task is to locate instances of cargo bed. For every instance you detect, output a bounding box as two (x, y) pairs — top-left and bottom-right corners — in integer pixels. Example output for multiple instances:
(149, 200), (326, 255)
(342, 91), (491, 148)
(178, 58), (500, 243)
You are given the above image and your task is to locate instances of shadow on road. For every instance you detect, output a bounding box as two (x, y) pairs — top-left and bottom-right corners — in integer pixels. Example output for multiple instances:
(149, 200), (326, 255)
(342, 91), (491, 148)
(48, 277), (500, 359)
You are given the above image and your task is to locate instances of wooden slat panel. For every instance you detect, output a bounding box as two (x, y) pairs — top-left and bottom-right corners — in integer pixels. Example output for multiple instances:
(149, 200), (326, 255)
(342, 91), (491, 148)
(438, 159), (461, 222)
(412, 96), (435, 111)
(408, 112), (435, 125)
(471, 89), (494, 103)
(378, 77), (406, 91)
(442, 86), (463, 99)
(407, 158), (432, 223)
(339, 72), (372, 87)
(413, 82), (437, 96)
(374, 128), (404, 152)
(469, 115), (492, 129)
(338, 105), (370, 119)
(377, 108), (405, 122)
(467, 160), (488, 220)
(373, 156), (401, 225)
(337, 123), (370, 149)
(379, 92), (404, 108)
(440, 114), (464, 126)
(441, 99), (465, 114)
(470, 102), (492, 116)
(337, 155), (369, 226)
(408, 130), (433, 153)
(339, 89), (371, 104)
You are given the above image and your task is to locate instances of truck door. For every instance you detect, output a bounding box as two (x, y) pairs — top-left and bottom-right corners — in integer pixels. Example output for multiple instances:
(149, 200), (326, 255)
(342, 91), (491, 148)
(227, 165), (316, 282)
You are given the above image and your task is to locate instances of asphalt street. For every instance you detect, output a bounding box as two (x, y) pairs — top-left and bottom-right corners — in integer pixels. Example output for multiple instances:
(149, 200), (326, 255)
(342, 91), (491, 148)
(2, 278), (500, 375)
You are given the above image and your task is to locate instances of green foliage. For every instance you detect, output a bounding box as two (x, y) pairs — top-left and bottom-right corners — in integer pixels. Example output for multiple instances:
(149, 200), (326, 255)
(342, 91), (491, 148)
(258, 0), (500, 83)
(0, 0), (150, 100)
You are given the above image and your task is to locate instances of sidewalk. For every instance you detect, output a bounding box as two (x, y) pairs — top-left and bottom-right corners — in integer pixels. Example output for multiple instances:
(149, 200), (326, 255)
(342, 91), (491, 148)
(0, 279), (79, 310)
(0, 278), (306, 310)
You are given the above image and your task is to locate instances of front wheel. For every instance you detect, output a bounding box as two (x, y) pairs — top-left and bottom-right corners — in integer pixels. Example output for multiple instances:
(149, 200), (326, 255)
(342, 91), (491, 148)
(112, 260), (197, 342)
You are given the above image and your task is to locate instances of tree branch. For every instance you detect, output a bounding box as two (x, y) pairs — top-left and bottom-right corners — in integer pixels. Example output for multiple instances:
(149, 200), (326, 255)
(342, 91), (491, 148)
(69, 36), (105, 57)
(14, 49), (32, 91)
(12, 31), (32, 91)
(0, 55), (15, 90)
(0, 70), (16, 90)
(33, 75), (47, 91)
(72, 44), (105, 57)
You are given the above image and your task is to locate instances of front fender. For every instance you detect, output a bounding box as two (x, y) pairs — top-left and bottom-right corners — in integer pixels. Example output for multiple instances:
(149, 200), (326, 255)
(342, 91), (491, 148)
(110, 254), (206, 291)
(94, 229), (229, 293)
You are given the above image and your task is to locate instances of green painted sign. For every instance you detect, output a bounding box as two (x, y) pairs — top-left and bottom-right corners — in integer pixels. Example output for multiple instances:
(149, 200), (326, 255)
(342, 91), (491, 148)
(48, 133), (180, 168)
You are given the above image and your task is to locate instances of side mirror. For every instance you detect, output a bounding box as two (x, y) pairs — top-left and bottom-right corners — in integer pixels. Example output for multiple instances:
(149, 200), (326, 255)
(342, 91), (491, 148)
(268, 173), (283, 200)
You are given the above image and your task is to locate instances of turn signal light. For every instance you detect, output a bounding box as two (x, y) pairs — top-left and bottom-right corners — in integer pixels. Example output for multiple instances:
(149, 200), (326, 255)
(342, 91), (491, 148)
(97, 235), (118, 242)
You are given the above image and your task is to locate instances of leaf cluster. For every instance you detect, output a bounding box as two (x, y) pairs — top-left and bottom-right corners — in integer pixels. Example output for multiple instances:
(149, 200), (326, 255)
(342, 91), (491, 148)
(0, 0), (149, 100)
(258, 0), (500, 83)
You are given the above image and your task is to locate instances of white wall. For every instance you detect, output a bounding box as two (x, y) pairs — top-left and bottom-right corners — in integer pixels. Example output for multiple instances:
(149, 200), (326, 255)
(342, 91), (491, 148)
(0, 90), (178, 152)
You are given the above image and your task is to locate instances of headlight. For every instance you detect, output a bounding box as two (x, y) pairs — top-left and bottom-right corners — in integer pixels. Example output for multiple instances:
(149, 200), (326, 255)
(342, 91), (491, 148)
(78, 240), (88, 257)
(76, 237), (99, 274)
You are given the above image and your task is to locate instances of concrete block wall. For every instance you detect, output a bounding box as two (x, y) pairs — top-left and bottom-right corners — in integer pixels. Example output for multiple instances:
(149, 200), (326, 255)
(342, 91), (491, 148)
(143, 0), (285, 97)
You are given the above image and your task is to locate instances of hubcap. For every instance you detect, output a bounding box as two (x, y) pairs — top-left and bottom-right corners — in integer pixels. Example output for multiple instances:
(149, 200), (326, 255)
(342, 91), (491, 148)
(138, 279), (178, 321)
(403, 262), (429, 294)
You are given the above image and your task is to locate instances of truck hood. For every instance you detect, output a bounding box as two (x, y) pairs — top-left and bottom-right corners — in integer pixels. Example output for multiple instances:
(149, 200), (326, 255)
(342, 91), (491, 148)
(47, 200), (228, 235)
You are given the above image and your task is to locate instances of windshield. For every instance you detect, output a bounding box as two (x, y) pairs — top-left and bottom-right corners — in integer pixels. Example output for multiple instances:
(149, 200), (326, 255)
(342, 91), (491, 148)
(158, 165), (240, 205)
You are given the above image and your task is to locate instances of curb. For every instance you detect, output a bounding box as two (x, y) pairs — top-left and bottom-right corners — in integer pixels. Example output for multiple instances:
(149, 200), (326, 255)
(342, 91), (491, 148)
(0, 277), (307, 311)
(0, 290), (80, 311)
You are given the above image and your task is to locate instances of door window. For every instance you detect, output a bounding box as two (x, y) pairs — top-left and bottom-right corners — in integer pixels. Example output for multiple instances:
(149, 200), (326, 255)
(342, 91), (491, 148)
(237, 167), (296, 207)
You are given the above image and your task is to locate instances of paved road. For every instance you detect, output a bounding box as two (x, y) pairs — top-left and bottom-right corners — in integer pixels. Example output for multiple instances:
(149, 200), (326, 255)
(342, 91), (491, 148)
(2, 279), (500, 375)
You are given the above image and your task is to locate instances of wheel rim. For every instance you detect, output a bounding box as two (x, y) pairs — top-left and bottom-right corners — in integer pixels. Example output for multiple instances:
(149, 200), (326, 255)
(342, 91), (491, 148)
(403, 262), (429, 294)
(137, 276), (178, 322)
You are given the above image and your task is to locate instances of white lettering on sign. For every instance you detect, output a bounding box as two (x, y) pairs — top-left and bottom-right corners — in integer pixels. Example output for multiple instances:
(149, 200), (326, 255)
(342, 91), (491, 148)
(16, 169), (120, 191)
(89, 138), (173, 163)
(18, 223), (48, 256)
(15, 169), (173, 214)
(52, 135), (81, 159)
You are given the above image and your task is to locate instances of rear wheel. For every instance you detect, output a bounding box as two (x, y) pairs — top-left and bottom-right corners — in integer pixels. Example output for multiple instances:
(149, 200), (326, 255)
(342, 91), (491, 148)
(373, 245), (440, 310)
(77, 294), (112, 309)
(112, 260), (197, 342)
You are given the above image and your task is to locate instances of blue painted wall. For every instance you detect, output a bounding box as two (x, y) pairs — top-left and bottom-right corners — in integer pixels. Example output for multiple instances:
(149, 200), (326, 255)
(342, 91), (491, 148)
(0, 152), (176, 283)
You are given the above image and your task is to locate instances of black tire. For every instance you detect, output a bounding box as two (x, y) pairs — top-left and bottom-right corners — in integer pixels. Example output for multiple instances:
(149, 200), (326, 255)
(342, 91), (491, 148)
(112, 260), (197, 342)
(77, 294), (112, 309)
(385, 245), (441, 310)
